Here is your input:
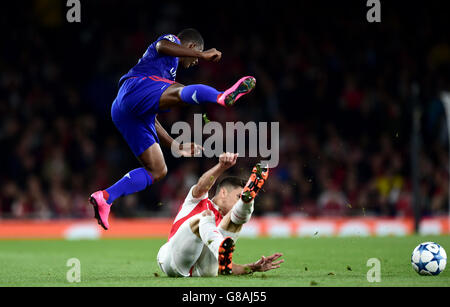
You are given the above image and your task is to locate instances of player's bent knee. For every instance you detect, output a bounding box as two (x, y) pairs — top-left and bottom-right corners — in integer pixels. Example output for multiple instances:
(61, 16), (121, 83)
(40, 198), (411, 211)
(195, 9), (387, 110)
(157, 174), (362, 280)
(159, 84), (185, 109)
(145, 164), (167, 182)
(159, 165), (168, 179)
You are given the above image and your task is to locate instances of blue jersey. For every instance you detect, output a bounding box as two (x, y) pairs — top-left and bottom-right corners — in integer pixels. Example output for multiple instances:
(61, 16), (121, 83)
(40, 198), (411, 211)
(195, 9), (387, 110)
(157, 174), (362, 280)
(119, 34), (181, 86)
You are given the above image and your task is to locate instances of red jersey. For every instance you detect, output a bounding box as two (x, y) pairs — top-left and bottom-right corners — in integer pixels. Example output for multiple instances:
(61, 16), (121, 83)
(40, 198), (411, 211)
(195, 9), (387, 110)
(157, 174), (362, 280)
(168, 186), (223, 240)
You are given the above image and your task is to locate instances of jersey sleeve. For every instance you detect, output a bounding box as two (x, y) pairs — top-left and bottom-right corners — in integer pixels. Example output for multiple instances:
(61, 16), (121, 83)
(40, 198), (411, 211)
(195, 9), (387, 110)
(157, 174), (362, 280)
(157, 34), (181, 45)
(183, 185), (208, 207)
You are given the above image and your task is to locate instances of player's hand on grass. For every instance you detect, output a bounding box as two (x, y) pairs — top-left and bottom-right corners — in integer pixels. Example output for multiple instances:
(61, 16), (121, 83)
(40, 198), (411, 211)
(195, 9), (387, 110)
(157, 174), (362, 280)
(218, 152), (238, 170)
(201, 48), (222, 62)
(178, 142), (203, 157)
(250, 253), (284, 272)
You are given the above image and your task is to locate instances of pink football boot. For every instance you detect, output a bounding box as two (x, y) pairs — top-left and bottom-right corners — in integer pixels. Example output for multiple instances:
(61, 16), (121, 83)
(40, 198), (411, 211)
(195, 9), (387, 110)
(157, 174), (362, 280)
(89, 191), (111, 230)
(217, 76), (256, 107)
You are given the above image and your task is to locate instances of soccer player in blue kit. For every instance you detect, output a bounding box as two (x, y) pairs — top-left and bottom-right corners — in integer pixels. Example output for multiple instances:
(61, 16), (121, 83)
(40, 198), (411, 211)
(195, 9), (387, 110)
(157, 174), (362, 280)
(89, 28), (256, 230)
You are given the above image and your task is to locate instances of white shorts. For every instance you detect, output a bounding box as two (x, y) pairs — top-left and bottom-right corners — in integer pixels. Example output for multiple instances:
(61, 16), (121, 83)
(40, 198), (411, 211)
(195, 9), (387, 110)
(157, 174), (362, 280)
(157, 216), (219, 277)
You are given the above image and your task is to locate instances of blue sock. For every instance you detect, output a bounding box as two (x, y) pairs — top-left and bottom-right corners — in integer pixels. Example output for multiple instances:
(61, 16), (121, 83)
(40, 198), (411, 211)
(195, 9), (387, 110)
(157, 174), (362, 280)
(104, 168), (153, 204)
(180, 84), (222, 105)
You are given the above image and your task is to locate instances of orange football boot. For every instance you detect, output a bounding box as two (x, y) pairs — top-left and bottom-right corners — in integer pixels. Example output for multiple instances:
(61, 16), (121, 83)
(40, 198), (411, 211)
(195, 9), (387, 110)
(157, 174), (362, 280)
(218, 237), (235, 275)
(241, 163), (269, 203)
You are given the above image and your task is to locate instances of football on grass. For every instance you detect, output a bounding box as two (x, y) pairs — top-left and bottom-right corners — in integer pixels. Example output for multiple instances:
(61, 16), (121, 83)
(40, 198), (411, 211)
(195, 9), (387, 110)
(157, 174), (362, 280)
(411, 242), (447, 276)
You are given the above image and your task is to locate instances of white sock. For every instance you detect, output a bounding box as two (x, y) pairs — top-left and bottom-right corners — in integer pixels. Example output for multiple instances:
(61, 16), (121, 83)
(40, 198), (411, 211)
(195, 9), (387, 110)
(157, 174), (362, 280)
(199, 214), (224, 260)
(231, 199), (254, 225)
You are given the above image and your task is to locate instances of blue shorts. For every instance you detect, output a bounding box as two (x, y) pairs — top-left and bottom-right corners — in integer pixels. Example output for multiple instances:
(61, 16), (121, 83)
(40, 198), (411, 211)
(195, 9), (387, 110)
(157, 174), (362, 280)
(111, 76), (174, 157)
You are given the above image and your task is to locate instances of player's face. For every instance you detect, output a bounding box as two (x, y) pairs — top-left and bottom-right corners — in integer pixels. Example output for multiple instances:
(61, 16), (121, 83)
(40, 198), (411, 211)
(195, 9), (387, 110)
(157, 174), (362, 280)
(222, 187), (243, 214)
(181, 43), (203, 68)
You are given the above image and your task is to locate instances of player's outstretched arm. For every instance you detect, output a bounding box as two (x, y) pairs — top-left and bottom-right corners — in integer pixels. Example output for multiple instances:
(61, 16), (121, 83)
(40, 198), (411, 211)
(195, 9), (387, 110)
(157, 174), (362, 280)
(232, 253), (284, 275)
(155, 118), (176, 148)
(192, 152), (238, 198)
(155, 118), (203, 157)
(156, 39), (222, 62)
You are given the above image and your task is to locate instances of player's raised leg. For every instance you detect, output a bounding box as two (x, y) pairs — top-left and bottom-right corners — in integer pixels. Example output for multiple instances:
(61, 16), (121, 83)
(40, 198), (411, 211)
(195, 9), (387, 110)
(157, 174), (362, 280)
(90, 143), (167, 230)
(158, 76), (256, 110)
(210, 164), (269, 252)
(224, 163), (270, 229)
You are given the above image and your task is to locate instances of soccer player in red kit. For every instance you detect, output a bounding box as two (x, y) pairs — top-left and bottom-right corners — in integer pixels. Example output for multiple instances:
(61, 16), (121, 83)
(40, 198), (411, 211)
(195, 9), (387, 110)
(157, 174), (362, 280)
(157, 153), (284, 276)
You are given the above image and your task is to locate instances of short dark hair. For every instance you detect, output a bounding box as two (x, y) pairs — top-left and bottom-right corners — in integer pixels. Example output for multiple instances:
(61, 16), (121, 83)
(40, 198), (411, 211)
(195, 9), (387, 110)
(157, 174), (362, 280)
(177, 28), (204, 47)
(215, 176), (245, 195)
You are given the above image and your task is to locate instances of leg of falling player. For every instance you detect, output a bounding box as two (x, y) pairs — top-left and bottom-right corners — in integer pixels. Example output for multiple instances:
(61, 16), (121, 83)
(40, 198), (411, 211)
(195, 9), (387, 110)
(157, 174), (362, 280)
(222, 162), (269, 233)
(198, 211), (235, 275)
(157, 220), (206, 277)
(214, 163), (270, 274)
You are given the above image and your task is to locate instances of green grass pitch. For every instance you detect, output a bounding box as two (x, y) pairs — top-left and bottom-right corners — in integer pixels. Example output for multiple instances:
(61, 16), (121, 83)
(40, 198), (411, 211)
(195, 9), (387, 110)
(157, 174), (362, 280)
(1, 235), (449, 287)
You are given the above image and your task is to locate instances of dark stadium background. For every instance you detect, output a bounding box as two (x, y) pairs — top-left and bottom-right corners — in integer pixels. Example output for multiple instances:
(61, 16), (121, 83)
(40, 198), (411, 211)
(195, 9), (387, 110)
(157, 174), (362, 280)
(1, 0), (450, 224)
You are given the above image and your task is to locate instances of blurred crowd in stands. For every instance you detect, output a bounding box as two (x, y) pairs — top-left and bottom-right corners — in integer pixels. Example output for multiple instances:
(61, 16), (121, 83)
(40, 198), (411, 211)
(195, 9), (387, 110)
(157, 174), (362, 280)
(1, 1), (450, 219)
